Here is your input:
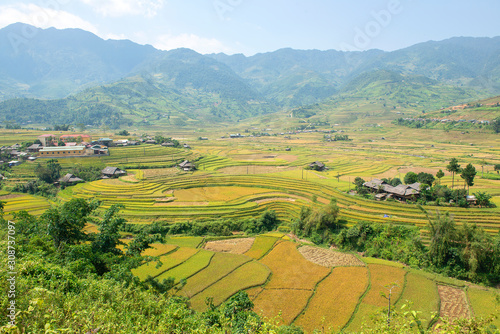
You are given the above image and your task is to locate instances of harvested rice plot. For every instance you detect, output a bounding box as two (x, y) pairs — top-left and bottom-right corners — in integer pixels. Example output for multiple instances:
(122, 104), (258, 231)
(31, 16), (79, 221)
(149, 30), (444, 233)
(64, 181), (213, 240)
(204, 238), (255, 254)
(299, 246), (365, 267)
(437, 285), (470, 321)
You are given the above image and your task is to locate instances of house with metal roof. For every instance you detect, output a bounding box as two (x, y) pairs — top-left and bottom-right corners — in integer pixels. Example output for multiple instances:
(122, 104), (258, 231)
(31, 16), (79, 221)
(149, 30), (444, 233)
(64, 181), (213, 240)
(309, 161), (326, 171)
(178, 160), (196, 171)
(102, 167), (127, 178)
(363, 178), (422, 201)
(38, 146), (86, 157)
(57, 173), (84, 185)
(27, 143), (43, 153)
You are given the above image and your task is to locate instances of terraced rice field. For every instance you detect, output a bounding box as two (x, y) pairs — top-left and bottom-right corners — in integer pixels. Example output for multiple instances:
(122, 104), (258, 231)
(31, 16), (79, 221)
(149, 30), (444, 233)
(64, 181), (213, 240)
(131, 247), (199, 281)
(294, 266), (369, 333)
(1, 194), (52, 218)
(253, 289), (313, 325)
(468, 286), (500, 328)
(244, 235), (280, 259)
(123, 234), (499, 333)
(179, 252), (253, 298)
(141, 243), (178, 257)
(189, 260), (271, 311)
(346, 264), (407, 332)
(396, 271), (440, 327)
(260, 241), (331, 290)
(155, 250), (214, 283)
(58, 173), (500, 237)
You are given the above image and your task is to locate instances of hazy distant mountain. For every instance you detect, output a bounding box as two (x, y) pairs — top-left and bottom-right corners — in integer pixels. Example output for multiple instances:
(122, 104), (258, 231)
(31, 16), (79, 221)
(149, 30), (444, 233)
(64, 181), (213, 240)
(0, 23), (160, 100)
(0, 23), (499, 126)
(338, 69), (480, 111)
(209, 48), (384, 107)
(209, 37), (500, 106)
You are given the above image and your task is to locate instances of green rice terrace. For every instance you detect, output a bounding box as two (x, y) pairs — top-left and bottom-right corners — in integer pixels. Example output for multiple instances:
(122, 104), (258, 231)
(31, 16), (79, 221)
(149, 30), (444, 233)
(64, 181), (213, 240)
(1, 119), (499, 333)
(117, 233), (500, 333)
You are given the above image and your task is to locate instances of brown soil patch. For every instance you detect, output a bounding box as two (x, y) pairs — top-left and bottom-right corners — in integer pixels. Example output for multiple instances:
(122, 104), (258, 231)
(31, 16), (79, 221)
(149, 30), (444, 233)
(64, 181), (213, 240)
(204, 238), (255, 254)
(437, 285), (471, 321)
(299, 245), (365, 267)
(254, 197), (296, 204)
(0, 194), (24, 200)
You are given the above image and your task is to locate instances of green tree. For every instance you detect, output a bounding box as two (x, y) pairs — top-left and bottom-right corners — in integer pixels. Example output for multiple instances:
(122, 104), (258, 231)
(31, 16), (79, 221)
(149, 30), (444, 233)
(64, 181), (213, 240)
(92, 204), (126, 254)
(492, 117), (500, 133)
(460, 163), (477, 194)
(446, 158), (461, 189)
(495, 164), (500, 174)
(436, 169), (445, 184)
(404, 172), (418, 185)
(35, 159), (62, 183)
(420, 208), (457, 267)
(417, 172), (435, 186)
(354, 177), (368, 195)
(125, 231), (151, 256)
(458, 223), (492, 280)
(43, 198), (99, 248)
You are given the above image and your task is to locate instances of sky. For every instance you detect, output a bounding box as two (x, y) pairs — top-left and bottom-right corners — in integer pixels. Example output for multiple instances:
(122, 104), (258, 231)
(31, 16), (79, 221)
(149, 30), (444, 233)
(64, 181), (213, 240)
(1, 0), (500, 55)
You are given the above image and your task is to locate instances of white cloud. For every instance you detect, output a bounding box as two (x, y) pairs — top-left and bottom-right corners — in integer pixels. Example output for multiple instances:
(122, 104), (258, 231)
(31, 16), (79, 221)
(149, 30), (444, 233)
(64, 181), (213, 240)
(154, 33), (234, 54)
(80, 0), (164, 17)
(0, 3), (98, 34)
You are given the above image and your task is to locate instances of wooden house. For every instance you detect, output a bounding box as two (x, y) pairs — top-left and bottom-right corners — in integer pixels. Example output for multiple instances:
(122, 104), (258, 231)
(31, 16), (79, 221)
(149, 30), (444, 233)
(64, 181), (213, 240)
(101, 167), (127, 178)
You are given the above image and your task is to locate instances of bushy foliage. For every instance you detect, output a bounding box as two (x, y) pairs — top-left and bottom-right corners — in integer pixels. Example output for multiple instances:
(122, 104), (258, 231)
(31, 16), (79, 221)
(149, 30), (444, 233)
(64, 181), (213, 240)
(34, 159), (62, 184)
(10, 180), (58, 197)
(123, 210), (280, 237)
(70, 164), (104, 182)
(335, 223), (426, 267)
(292, 199), (343, 244)
(0, 200), (295, 333)
(335, 210), (500, 285)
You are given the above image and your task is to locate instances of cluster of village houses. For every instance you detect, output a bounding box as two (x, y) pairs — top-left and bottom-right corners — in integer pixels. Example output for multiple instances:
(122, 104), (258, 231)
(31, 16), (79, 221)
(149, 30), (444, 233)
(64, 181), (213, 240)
(2, 133), (197, 185)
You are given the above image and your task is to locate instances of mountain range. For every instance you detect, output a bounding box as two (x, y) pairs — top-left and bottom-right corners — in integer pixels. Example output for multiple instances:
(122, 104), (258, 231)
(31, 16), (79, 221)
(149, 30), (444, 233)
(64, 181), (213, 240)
(1, 23), (499, 127)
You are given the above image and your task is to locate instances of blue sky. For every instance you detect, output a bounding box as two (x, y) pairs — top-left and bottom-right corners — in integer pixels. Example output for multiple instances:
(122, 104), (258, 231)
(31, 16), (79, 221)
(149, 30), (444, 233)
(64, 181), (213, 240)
(1, 0), (499, 55)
